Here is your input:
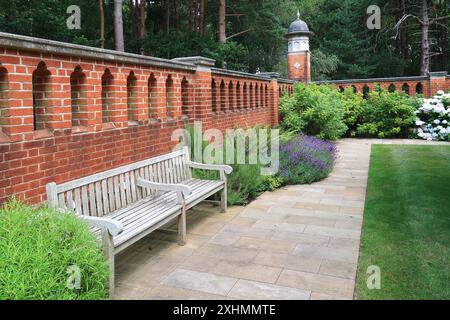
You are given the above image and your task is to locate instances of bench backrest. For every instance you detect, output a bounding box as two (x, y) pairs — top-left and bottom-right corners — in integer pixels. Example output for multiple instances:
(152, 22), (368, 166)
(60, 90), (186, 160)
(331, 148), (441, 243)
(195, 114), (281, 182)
(46, 147), (192, 217)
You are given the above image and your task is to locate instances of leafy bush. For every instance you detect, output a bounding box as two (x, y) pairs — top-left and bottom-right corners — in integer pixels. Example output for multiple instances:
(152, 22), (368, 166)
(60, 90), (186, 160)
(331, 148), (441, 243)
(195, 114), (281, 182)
(279, 83), (348, 140)
(279, 134), (337, 185)
(0, 200), (108, 300)
(340, 88), (366, 137)
(356, 91), (418, 138)
(415, 90), (450, 141)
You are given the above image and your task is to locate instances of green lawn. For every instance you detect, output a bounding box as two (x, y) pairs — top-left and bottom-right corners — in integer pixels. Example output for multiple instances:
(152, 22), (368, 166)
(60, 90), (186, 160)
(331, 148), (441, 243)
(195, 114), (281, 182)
(356, 145), (450, 300)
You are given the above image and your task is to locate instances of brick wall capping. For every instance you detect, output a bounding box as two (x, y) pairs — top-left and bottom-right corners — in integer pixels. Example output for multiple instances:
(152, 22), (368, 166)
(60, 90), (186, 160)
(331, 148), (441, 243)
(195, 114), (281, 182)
(278, 78), (296, 85)
(429, 71), (448, 78)
(259, 72), (280, 79)
(314, 75), (429, 85)
(172, 56), (216, 68)
(211, 67), (271, 82)
(0, 32), (197, 72)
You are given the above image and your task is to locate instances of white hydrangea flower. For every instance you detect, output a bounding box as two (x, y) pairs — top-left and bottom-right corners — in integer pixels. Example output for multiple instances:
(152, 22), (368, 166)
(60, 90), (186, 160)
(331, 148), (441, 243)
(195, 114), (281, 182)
(443, 120), (448, 125)
(437, 90), (445, 96)
(415, 120), (425, 126)
(434, 119), (441, 125)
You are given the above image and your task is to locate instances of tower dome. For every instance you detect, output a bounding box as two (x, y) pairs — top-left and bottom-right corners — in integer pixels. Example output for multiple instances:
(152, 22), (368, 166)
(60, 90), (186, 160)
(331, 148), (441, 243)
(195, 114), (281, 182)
(287, 11), (311, 36)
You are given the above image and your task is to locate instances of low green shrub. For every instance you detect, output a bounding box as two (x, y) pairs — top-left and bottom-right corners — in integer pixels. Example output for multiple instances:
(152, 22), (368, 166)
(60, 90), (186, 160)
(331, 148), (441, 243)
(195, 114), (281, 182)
(340, 88), (366, 137)
(280, 83), (422, 139)
(0, 200), (109, 300)
(356, 91), (418, 138)
(279, 83), (348, 140)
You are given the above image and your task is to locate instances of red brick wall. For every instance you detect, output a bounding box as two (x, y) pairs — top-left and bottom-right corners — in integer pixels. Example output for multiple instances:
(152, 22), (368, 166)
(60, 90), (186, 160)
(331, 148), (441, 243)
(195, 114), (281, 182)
(319, 75), (449, 98)
(0, 44), (293, 205)
(330, 80), (430, 96)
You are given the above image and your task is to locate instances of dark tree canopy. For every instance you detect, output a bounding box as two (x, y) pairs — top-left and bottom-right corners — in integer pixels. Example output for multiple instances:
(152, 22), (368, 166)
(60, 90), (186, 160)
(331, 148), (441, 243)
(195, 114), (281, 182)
(0, 0), (448, 79)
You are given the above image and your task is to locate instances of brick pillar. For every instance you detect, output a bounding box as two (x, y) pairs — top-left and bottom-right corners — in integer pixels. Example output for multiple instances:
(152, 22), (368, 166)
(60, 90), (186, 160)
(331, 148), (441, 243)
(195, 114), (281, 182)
(287, 51), (311, 83)
(429, 72), (448, 96)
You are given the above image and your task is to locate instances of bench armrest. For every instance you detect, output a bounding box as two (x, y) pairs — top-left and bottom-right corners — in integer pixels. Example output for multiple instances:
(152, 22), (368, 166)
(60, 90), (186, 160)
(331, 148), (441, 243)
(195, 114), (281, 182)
(136, 177), (192, 197)
(80, 216), (123, 236)
(188, 162), (233, 175)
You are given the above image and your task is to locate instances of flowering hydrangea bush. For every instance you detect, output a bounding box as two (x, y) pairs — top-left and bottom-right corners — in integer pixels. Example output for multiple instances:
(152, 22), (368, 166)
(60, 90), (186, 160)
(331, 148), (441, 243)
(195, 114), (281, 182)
(415, 90), (450, 141)
(279, 134), (337, 185)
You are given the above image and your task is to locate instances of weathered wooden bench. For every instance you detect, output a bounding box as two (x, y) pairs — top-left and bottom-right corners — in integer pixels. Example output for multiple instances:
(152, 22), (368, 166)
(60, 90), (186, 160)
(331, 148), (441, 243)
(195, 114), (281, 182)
(46, 146), (232, 298)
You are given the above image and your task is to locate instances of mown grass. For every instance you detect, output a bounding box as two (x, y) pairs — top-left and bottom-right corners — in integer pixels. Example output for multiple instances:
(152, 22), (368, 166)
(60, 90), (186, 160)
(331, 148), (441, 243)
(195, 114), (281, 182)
(356, 145), (450, 299)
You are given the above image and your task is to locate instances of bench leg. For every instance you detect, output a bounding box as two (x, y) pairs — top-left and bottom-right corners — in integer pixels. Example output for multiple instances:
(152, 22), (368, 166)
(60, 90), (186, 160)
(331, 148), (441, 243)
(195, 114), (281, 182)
(220, 186), (227, 213)
(102, 229), (115, 299)
(178, 205), (187, 246)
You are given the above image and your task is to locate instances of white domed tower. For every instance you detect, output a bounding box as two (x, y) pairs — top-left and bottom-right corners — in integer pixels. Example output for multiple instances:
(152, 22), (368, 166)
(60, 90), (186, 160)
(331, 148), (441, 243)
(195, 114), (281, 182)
(287, 11), (311, 82)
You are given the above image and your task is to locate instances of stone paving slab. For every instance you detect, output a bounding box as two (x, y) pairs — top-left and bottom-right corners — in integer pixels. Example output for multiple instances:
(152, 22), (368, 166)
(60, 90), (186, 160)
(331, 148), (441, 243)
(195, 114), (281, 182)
(228, 279), (310, 300)
(115, 139), (446, 300)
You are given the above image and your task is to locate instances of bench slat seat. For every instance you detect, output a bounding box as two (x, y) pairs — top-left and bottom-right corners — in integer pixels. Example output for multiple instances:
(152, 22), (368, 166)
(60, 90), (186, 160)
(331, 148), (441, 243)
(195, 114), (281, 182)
(112, 178), (224, 251)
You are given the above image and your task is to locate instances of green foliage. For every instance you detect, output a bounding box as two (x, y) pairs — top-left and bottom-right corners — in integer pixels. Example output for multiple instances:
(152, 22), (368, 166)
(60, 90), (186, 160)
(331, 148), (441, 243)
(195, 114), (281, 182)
(279, 83), (348, 140)
(356, 91), (418, 138)
(311, 49), (340, 81)
(280, 83), (422, 139)
(340, 88), (366, 137)
(443, 97), (450, 108)
(0, 200), (108, 300)
(259, 175), (284, 192)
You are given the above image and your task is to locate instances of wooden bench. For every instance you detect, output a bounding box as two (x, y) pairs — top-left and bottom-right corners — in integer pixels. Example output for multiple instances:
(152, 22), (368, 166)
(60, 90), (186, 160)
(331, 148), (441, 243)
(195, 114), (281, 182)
(46, 146), (232, 297)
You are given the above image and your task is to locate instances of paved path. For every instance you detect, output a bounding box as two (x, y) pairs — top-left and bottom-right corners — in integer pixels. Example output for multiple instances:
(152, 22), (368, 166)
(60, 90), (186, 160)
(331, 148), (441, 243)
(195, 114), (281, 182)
(115, 139), (448, 300)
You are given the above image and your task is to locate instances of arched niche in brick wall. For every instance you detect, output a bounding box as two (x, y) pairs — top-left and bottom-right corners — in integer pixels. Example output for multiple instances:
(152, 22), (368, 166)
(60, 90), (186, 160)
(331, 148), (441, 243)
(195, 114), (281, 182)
(211, 79), (217, 113)
(351, 85), (357, 93)
(402, 83), (410, 95)
(259, 84), (264, 108)
(70, 66), (87, 127)
(265, 84), (269, 109)
(101, 68), (115, 124)
(220, 80), (226, 113)
(255, 83), (259, 108)
(181, 77), (189, 117)
(228, 81), (234, 112)
(148, 73), (158, 119)
(0, 66), (9, 136)
(362, 85), (370, 99)
(236, 82), (242, 110)
(416, 82), (423, 95)
(388, 83), (396, 93)
(165, 75), (176, 118)
(243, 82), (248, 110)
(126, 71), (139, 122)
(249, 83), (254, 109)
(32, 62), (52, 131)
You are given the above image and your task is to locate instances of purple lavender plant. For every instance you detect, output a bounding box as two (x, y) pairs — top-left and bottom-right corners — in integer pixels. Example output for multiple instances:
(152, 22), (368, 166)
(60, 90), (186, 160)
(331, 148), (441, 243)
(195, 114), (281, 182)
(279, 134), (337, 184)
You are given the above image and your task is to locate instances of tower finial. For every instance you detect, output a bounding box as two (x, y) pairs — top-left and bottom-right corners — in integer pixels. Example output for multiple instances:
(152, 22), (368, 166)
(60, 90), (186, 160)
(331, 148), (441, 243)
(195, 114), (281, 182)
(297, 10), (300, 20)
